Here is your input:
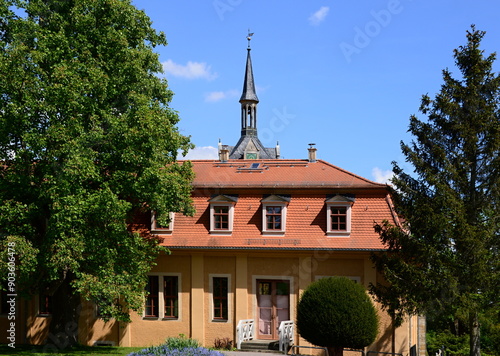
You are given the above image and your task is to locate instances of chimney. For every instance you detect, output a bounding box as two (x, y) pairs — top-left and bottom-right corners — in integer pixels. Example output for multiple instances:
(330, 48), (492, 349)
(308, 143), (317, 163)
(220, 145), (229, 162)
(276, 141), (280, 159)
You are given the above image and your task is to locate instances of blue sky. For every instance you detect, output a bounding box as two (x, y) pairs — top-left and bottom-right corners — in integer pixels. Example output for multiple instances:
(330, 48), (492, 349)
(131, 0), (500, 183)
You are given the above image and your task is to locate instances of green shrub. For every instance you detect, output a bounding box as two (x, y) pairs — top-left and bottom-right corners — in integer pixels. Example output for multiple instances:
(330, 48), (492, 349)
(426, 330), (469, 356)
(164, 335), (200, 349)
(297, 277), (379, 356)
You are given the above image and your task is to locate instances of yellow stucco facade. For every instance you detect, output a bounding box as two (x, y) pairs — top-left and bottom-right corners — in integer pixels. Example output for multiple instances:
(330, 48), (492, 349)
(1, 247), (425, 356)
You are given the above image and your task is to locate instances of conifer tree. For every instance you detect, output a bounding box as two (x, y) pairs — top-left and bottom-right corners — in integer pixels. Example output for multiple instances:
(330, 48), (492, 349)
(0, 0), (194, 346)
(371, 26), (500, 356)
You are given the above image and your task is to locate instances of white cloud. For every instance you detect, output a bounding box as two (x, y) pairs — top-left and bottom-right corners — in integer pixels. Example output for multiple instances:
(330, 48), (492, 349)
(179, 146), (219, 160)
(308, 6), (329, 26)
(204, 89), (239, 102)
(372, 167), (394, 184)
(162, 59), (218, 80)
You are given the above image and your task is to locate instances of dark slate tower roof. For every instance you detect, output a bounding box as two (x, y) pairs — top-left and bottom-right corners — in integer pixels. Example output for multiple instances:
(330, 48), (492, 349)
(239, 48), (259, 102)
(224, 34), (279, 160)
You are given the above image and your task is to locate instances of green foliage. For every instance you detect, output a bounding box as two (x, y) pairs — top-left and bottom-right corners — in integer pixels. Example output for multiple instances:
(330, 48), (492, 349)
(480, 310), (500, 355)
(370, 26), (500, 356)
(164, 335), (200, 350)
(427, 330), (470, 356)
(426, 309), (500, 356)
(297, 277), (379, 351)
(0, 344), (145, 355)
(0, 0), (194, 323)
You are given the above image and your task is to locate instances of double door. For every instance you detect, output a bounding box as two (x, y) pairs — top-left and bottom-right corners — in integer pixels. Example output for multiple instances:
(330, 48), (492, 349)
(257, 280), (290, 339)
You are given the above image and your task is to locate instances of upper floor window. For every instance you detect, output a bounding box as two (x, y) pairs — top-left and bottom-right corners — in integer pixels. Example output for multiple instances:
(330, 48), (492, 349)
(266, 206), (282, 230)
(325, 194), (355, 236)
(151, 212), (174, 234)
(209, 195), (238, 235)
(330, 206), (347, 231)
(261, 195), (290, 235)
(213, 206), (229, 230)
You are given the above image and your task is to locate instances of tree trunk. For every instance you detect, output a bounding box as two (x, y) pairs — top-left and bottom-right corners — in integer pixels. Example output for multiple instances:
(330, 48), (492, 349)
(45, 277), (81, 351)
(327, 346), (343, 356)
(469, 312), (480, 356)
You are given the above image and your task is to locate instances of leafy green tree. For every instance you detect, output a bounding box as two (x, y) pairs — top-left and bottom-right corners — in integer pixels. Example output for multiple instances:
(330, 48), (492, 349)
(0, 0), (194, 345)
(370, 26), (500, 356)
(297, 277), (379, 356)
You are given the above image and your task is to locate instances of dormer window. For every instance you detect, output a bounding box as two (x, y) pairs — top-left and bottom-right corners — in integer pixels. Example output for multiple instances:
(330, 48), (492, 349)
(209, 195), (238, 235)
(325, 195), (355, 237)
(151, 212), (174, 234)
(261, 195), (290, 236)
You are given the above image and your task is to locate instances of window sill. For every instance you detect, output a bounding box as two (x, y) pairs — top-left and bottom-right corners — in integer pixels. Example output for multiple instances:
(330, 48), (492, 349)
(326, 231), (351, 237)
(37, 314), (52, 318)
(211, 319), (228, 323)
(261, 230), (286, 236)
(162, 317), (179, 321)
(151, 229), (173, 235)
(209, 230), (233, 236)
(143, 316), (159, 320)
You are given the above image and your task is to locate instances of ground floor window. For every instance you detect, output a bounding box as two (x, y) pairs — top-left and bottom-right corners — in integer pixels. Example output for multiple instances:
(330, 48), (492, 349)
(0, 288), (9, 315)
(145, 276), (159, 317)
(212, 277), (228, 320)
(164, 276), (179, 319)
(39, 293), (53, 316)
(145, 275), (180, 319)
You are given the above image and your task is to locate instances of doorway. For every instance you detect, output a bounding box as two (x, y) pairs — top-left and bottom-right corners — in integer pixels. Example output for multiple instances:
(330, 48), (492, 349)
(256, 279), (290, 339)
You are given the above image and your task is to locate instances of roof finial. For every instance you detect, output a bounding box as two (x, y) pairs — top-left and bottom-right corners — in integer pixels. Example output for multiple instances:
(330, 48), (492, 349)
(247, 29), (254, 49)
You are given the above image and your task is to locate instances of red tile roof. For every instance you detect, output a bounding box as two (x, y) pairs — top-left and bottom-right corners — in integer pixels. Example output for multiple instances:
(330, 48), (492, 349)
(187, 159), (385, 189)
(152, 159), (393, 251)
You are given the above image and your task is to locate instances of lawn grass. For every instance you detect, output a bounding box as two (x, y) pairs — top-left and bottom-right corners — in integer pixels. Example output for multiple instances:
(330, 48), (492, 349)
(0, 344), (144, 355)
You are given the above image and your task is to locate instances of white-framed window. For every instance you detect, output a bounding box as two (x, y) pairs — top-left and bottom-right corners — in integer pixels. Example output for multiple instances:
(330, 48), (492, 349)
(209, 274), (231, 322)
(261, 195), (290, 236)
(38, 293), (53, 317)
(325, 195), (354, 236)
(144, 273), (181, 320)
(208, 195), (238, 235)
(151, 212), (174, 234)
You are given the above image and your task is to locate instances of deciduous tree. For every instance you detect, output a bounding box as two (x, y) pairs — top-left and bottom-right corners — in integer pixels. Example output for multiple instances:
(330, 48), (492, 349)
(0, 0), (194, 345)
(370, 26), (500, 356)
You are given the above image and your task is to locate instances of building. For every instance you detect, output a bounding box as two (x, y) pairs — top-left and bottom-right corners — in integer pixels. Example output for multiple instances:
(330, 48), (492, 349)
(1, 37), (425, 355)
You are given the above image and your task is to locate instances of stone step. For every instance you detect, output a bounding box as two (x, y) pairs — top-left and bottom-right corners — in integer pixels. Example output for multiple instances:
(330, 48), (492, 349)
(240, 340), (280, 352)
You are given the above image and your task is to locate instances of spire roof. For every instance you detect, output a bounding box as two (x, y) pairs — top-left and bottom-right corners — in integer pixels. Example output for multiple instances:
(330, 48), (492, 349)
(239, 48), (259, 102)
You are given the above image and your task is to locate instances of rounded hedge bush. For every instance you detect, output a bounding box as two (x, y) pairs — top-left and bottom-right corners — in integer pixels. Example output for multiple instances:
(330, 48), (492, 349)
(297, 277), (378, 355)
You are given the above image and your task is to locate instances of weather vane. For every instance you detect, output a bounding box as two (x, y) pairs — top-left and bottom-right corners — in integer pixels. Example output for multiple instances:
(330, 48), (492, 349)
(247, 29), (254, 48)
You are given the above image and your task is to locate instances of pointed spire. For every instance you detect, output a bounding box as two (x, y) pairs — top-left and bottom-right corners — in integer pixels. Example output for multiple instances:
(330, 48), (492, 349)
(227, 32), (280, 160)
(240, 31), (259, 103)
